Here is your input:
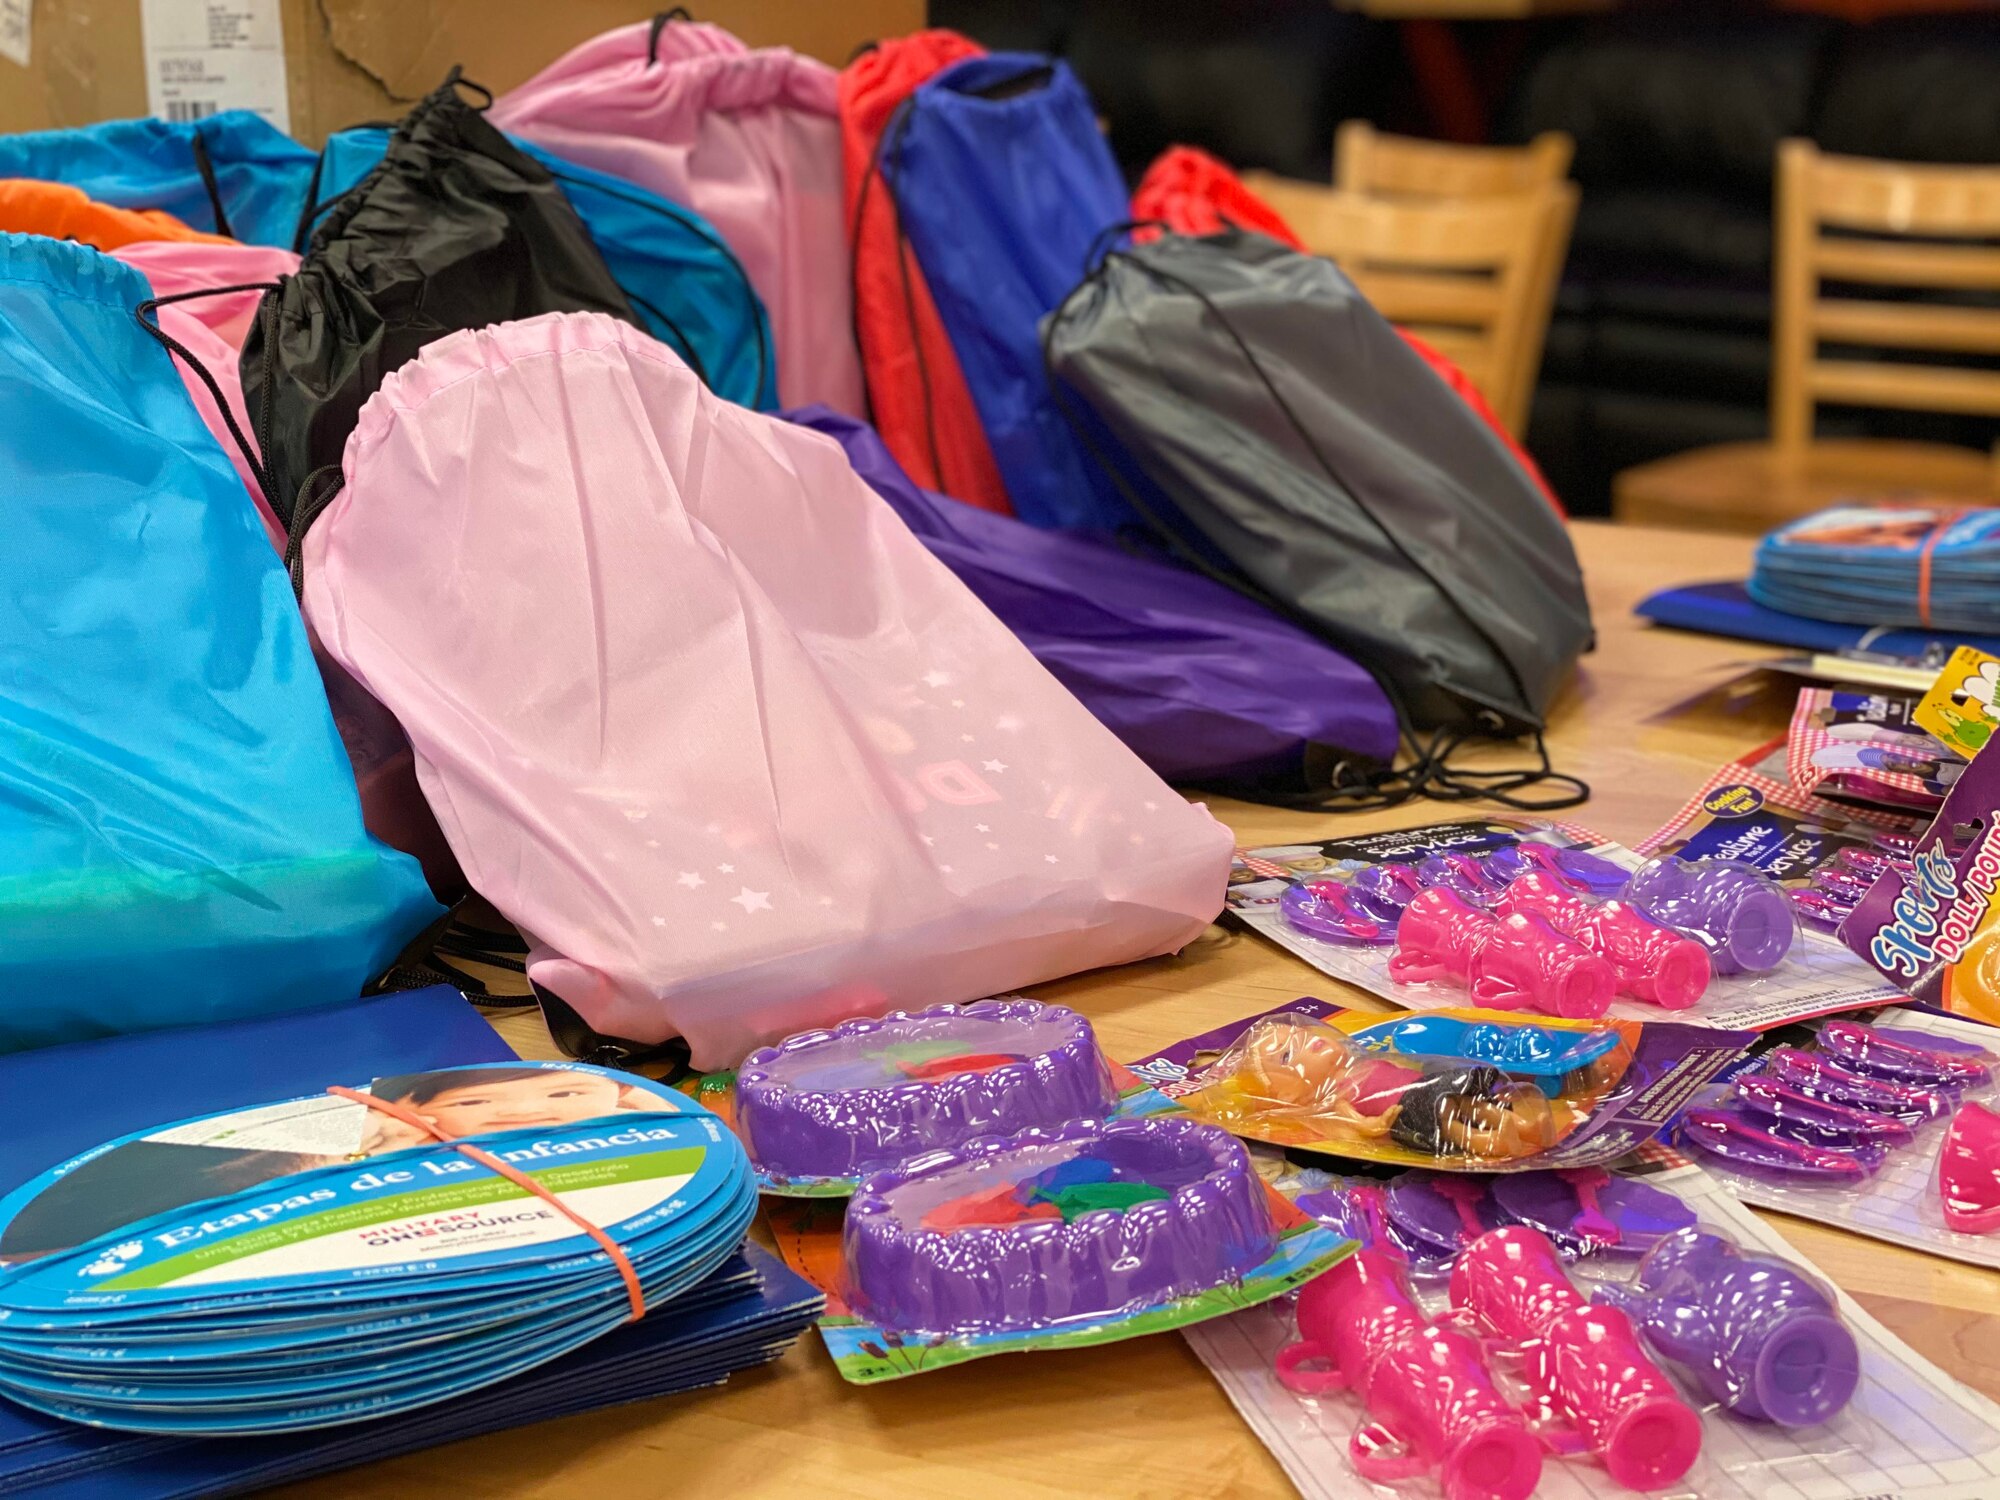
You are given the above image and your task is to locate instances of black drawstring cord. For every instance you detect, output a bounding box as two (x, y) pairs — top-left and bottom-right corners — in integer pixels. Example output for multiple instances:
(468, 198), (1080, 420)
(189, 128), (235, 240)
(135, 281), (284, 512)
(284, 465), (346, 599)
(647, 8), (694, 64)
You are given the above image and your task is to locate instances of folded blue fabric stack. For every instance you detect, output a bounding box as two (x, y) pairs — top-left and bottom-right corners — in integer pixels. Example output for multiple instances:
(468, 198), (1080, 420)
(1749, 504), (2000, 633)
(0, 988), (820, 1498)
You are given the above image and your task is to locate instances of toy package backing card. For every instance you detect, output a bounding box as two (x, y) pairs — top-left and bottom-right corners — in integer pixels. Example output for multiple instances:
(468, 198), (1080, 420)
(1914, 644), (2000, 759)
(1184, 1149), (2000, 1500)
(1230, 814), (1907, 1032)
(1843, 741), (2000, 1026)
(1786, 687), (1961, 813)
(1126, 999), (1754, 1173)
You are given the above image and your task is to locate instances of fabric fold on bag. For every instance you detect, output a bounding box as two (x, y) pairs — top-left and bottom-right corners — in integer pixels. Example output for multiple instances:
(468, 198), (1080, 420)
(493, 20), (863, 415)
(1045, 229), (1592, 734)
(886, 52), (1143, 532)
(787, 405), (1399, 788)
(305, 125), (775, 410)
(0, 178), (232, 251)
(306, 311), (1230, 1066)
(838, 30), (1011, 512)
(240, 73), (641, 536)
(0, 232), (439, 1053)
(0, 112), (316, 246)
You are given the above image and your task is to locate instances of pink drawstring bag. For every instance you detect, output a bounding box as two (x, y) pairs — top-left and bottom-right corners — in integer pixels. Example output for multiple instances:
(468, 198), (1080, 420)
(116, 239), (296, 548)
(120, 237), (464, 899)
(305, 311), (1231, 1065)
(492, 21), (864, 417)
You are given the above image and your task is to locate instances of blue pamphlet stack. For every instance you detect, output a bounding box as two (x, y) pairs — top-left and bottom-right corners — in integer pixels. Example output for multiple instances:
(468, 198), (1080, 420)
(0, 988), (820, 1497)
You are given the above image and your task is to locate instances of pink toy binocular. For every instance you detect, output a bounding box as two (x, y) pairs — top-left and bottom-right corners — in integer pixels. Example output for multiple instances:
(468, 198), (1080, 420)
(1450, 1226), (1703, 1491)
(1277, 1250), (1543, 1500)
(1391, 887), (1616, 1020)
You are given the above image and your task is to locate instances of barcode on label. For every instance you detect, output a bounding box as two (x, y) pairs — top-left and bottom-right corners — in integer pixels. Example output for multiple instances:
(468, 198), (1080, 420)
(162, 99), (219, 123)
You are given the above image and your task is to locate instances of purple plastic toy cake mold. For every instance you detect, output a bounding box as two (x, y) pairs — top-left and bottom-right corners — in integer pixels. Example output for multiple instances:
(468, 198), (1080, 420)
(735, 999), (1119, 1183)
(841, 1117), (1278, 1336)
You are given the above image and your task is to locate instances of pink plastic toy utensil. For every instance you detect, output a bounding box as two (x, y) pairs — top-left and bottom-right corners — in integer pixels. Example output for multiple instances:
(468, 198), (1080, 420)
(1279, 1250), (1542, 1500)
(1470, 911), (1617, 1020)
(1497, 872), (1709, 1010)
(1450, 1226), (1702, 1492)
(1390, 887), (1500, 987)
(1940, 1101), (2000, 1234)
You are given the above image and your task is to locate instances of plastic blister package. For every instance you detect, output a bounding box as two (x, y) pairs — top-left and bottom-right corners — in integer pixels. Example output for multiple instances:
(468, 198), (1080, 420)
(1674, 1009), (2000, 1267)
(1182, 1013), (1633, 1167)
(1233, 818), (1892, 1032)
(771, 1115), (1347, 1384)
(1189, 1154), (2000, 1500)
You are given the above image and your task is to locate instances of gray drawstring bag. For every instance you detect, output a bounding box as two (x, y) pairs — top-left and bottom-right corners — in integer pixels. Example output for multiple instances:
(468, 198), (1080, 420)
(1043, 229), (1594, 763)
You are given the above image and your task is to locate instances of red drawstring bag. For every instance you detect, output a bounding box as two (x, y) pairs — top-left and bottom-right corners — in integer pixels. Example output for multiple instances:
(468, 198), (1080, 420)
(840, 31), (1013, 514)
(1132, 146), (1564, 516)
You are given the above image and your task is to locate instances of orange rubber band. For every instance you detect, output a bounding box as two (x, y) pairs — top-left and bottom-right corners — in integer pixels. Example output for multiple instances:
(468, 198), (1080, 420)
(327, 1086), (647, 1322)
(1916, 507), (1966, 631)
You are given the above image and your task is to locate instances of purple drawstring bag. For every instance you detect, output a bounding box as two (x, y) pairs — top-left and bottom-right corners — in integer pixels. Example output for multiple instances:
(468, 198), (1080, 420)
(786, 406), (1399, 789)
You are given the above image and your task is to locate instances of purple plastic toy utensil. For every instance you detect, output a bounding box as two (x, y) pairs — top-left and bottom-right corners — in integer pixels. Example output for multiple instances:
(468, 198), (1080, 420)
(1873, 1023), (1992, 1058)
(1731, 1073), (1915, 1146)
(1595, 1229), (1861, 1427)
(1281, 881), (1397, 946)
(1354, 862), (1426, 910)
(1791, 889), (1852, 931)
(1623, 856), (1796, 975)
(1815, 1019), (1993, 1089)
(1555, 846), (1635, 894)
(1482, 843), (1590, 894)
(1680, 1107), (1887, 1179)
(1764, 1046), (1958, 1124)
(1418, 853), (1508, 908)
(1385, 1172), (1505, 1254)
(1490, 1169), (1697, 1258)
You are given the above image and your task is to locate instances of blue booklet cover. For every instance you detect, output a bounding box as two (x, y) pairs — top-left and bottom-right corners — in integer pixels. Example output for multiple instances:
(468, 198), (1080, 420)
(1634, 580), (2000, 657)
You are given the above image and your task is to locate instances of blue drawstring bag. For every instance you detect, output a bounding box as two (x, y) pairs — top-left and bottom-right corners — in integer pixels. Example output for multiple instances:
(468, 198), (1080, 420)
(0, 111), (316, 246)
(0, 233), (441, 1053)
(787, 406), (1400, 790)
(308, 125), (777, 410)
(883, 54), (1142, 532)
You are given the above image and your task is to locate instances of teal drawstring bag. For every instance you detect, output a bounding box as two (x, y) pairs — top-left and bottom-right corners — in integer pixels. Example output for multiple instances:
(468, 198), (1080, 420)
(0, 233), (441, 1053)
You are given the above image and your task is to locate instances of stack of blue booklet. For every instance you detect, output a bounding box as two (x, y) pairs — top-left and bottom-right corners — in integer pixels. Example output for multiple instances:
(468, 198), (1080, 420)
(0, 988), (819, 1496)
(1749, 503), (2000, 632)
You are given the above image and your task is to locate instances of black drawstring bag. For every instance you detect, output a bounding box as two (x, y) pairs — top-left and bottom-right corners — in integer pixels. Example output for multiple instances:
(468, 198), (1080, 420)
(1043, 229), (1594, 743)
(239, 70), (642, 543)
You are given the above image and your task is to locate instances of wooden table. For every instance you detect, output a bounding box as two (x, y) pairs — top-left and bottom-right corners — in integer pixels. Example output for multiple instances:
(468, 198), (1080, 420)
(298, 521), (1999, 1499)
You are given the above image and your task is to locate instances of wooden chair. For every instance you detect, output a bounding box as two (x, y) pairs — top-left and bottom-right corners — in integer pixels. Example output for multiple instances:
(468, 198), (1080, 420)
(1335, 120), (1574, 200)
(1242, 173), (1577, 436)
(1615, 139), (2000, 533)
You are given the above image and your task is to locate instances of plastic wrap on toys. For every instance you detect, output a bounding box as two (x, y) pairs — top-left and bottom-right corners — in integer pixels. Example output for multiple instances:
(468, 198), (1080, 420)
(1185, 1152), (2000, 1500)
(1230, 814), (1903, 1033)
(1675, 1008), (2000, 1269)
(1130, 998), (1755, 1174)
(760, 1117), (1347, 1383)
(1787, 687), (1961, 814)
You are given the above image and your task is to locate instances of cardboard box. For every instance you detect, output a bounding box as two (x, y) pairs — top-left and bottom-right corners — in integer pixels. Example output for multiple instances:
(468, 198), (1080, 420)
(1, 0), (926, 142)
